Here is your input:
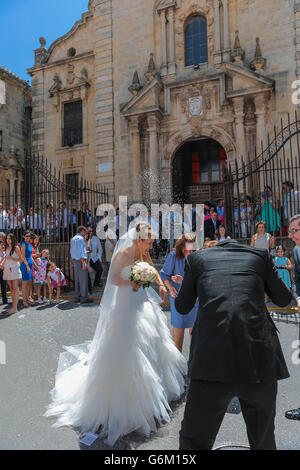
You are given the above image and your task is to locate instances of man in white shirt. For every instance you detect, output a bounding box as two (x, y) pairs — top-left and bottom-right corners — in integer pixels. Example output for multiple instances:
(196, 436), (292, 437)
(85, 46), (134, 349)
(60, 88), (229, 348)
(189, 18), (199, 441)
(0, 203), (8, 232)
(27, 207), (42, 233)
(70, 226), (92, 303)
(87, 227), (103, 288)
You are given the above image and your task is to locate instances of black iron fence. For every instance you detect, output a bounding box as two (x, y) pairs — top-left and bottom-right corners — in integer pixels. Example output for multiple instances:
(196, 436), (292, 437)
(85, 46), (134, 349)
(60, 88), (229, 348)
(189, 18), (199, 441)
(0, 153), (109, 287)
(224, 111), (300, 240)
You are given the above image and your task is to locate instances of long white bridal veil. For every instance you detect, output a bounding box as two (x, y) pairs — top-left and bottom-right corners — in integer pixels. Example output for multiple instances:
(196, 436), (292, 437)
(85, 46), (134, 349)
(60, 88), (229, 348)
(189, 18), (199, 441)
(45, 228), (137, 430)
(88, 227), (137, 358)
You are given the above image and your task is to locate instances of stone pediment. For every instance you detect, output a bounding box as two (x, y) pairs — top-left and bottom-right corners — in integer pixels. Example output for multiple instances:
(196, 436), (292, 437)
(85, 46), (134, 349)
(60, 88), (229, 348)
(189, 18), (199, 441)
(121, 77), (164, 117)
(157, 0), (177, 11)
(225, 63), (274, 99)
(0, 153), (21, 169)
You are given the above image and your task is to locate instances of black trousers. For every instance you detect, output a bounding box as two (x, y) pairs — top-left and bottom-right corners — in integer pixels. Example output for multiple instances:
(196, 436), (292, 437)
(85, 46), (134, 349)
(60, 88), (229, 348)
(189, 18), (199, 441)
(179, 380), (278, 450)
(90, 259), (103, 286)
(0, 270), (7, 303)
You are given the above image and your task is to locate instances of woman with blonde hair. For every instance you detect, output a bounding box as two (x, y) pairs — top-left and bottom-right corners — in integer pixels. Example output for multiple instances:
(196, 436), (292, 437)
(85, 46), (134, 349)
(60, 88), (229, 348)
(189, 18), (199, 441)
(160, 233), (199, 352)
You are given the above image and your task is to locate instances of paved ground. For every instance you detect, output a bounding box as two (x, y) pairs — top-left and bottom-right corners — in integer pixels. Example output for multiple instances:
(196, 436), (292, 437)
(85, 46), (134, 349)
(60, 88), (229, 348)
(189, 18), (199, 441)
(0, 299), (300, 450)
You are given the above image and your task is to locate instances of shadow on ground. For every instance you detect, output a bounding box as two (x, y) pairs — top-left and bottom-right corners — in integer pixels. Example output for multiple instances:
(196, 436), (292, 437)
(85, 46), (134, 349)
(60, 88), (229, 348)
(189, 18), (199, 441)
(79, 389), (188, 450)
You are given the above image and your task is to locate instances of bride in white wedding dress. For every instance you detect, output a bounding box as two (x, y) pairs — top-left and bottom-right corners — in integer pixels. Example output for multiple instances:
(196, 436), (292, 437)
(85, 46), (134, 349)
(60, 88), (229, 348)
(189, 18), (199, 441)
(45, 222), (187, 446)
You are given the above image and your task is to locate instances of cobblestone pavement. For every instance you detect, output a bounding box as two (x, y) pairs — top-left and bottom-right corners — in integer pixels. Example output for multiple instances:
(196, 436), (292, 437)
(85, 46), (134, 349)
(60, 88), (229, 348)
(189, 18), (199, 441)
(0, 300), (299, 450)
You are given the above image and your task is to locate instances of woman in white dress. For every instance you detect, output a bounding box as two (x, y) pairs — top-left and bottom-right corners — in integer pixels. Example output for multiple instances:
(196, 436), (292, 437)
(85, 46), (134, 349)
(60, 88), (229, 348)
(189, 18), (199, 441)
(0, 233), (22, 315)
(45, 222), (187, 446)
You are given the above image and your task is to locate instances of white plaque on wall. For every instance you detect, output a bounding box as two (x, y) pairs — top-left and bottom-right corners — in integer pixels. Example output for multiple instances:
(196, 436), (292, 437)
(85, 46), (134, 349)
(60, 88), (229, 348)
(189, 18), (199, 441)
(98, 162), (113, 173)
(0, 79), (6, 105)
(189, 96), (203, 116)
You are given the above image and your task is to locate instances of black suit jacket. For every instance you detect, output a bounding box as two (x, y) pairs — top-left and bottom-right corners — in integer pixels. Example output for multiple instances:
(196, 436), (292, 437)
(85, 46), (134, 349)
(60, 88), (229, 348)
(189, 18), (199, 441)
(204, 218), (221, 240)
(175, 240), (292, 383)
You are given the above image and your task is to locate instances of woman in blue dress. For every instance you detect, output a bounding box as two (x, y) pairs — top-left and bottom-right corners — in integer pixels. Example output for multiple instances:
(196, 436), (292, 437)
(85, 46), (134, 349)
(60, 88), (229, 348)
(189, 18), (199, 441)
(274, 245), (293, 289)
(160, 233), (198, 352)
(20, 231), (34, 307)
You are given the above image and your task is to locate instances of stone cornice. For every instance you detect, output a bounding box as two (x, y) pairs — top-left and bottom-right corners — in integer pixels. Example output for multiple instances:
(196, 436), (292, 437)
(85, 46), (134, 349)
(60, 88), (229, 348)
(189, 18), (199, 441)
(157, 0), (177, 12)
(225, 62), (274, 87)
(122, 105), (164, 119)
(0, 66), (30, 89)
(226, 86), (273, 99)
(164, 71), (226, 90)
(27, 51), (94, 76)
(43, 11), (92, 64)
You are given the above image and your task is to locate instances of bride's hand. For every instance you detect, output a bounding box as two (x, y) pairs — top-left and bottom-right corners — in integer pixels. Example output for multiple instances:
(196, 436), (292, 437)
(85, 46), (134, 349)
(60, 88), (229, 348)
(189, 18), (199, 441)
(130, 281), (141, 291)
(159, 285), (168, 303)
(168, 286), (178, 299)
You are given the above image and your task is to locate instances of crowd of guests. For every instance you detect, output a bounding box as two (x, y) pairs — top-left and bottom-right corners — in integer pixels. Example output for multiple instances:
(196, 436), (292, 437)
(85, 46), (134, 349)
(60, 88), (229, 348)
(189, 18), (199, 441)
(230, 181), (300, 238)
(203, 200), (293, 290)
(0, 231), (65, 315)
(1, 186), (299, 314)
(0, 201), (94, 242)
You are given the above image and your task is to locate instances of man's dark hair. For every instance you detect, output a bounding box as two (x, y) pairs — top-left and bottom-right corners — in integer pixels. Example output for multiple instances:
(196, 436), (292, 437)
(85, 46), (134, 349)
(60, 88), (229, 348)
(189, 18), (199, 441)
(283, 181), (294, 189)
(78, 226), (87, 233)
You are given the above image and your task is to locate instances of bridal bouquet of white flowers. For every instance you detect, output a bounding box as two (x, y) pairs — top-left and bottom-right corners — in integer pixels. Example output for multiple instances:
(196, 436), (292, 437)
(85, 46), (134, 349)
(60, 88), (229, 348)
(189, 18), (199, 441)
(130, 261), (158, 289)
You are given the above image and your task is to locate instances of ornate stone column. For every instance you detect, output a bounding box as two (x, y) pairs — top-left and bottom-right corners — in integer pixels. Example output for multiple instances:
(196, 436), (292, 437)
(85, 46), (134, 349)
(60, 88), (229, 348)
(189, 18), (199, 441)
(222, 0), (231, 62)
(232, 97), (247, 161)
(129, 116), (142, 202)
(254, 92), (269, 153)
(167, 7), (176, 75)
(159, 11), (168, 77)
(147, 113), (161, 202)
(213, 0), (222, 65)
(9, 177), (16, 207)
(17, 176), (22, 203)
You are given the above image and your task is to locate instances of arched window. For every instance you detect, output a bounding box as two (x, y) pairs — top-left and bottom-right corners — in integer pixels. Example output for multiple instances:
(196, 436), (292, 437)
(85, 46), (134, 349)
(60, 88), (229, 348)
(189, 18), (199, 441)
(185, 16), (208, 66)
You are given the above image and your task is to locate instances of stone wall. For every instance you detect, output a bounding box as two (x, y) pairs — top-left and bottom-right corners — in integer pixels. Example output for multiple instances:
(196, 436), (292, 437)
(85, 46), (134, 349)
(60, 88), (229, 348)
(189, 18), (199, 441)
(0, 69), (30, 202)
(28, 0), (299, 205)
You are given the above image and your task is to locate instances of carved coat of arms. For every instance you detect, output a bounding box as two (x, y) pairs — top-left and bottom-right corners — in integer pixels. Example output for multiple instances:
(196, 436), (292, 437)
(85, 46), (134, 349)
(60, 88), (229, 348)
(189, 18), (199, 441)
(189, 96), (203, 116)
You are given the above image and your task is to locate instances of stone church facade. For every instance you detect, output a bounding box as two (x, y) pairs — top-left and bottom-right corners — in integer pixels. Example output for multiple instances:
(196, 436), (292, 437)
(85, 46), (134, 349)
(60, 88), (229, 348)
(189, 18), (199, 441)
(0, 66), (31, 205)
(28, 0), (298, 205)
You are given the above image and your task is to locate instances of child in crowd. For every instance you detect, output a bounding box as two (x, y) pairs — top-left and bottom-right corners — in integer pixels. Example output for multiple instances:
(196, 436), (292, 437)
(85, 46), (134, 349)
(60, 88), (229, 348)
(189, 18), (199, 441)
(274, 245), (293, 289)
(47, 261), (66, 303)
(34, 249), (50, 303)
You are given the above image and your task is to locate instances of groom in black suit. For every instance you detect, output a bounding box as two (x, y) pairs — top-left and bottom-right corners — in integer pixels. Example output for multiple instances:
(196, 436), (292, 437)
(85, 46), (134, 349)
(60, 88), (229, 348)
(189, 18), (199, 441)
(175, 240), (292, 450)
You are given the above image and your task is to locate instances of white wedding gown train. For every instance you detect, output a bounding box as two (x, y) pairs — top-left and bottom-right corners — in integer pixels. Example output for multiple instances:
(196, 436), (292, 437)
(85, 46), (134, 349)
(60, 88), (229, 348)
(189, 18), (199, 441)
(45, 267), (187, 446)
